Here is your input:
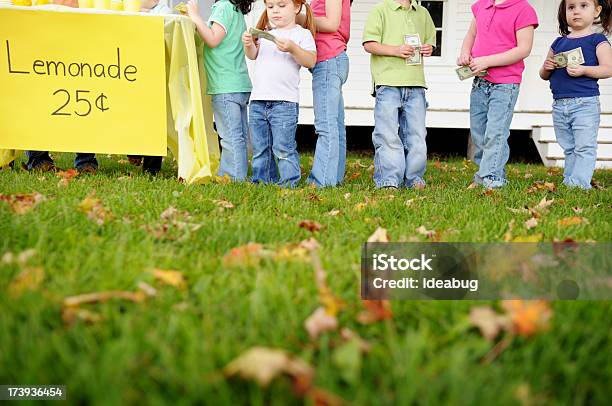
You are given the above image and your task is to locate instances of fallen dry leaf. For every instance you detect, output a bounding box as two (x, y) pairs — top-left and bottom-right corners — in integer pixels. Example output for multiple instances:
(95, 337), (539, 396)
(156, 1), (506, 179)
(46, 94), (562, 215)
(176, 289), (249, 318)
(63, 290), (146, 307)
(56, 169), (78, 187)
(0, 192), (45, 215)
(78, 192), (113, 225)
(223, 243), (267, 267)
(345, 172), (361, 181)
(137, 281), (158, 297)
(527, 181), (556, 194)
(416, 225), (437, 239)
(304, 307), (338, 340)
(62, 307), (104, 325)
(469, 306), (511, 341)
(557, 216), (585, 227)
(299, 220), (323, 233)
(305, 239), (345, 316)
(223, 347), (314, 388)
(524, 218), (538, 230)
(343, 193), (351, 200)
(213, 199), (235, 209)
(150, 269), (186, 289)
(501, 300), (553, 337)
(327, 209), (341, 217)
(367, 227), (389, 243)
(357, 300), (393, 324)
(572, 207), (583, 214)
(8, 267), (44, 298)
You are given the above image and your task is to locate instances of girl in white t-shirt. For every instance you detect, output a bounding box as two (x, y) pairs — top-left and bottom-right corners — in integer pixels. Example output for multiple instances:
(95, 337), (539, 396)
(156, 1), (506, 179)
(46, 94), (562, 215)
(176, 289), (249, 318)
(242, 0), (316, 187)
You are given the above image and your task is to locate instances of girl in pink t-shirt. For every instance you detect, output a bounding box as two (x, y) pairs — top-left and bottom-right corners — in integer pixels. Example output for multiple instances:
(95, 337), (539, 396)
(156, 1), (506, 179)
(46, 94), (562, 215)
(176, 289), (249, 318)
(457, 0), (538, 189)
(301, 0), (352, 187)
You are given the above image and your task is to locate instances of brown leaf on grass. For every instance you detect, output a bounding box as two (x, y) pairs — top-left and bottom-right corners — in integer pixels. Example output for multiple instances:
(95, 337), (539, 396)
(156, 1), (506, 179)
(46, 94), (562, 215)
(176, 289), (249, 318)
(307, 192), (322, 203)
(305, 239), (345, 316)
(299, 220), (323, 233)
(501, 300), (553, 337)
(223, 347), (314, 388)
(557, 216), (586, 226)
(63, 290), (146, 307)
(0, 192), (45, 214)
(274, 240), (312, 262)
(56, 169), (78, 187)
(8, 267), (44, 298)
(357, 300), (393, 324)
(345, 172), (361, 181)
(327, 209), (341, 217)
(572, 207), (584, 214)
(213, 199), (235, 209)
(142, 223), (171, 240)
(304, 307), (338, 340)
(137, 281), (158, 297)
(524, 218), (538, 230)
(78, 192), (113, 225)
(16, 249), (37, 265)
(62, 307), (104, 325)
(223, 243), (267, 267)
(150, 269), (186, 289)
(343, 193), (351, 200)
(416, 225), (439, 240)
(524, 172), (533, 179)
(527, 181), (556, 194)
(367, 227), (389, 243)
(469, 306), (511, 341)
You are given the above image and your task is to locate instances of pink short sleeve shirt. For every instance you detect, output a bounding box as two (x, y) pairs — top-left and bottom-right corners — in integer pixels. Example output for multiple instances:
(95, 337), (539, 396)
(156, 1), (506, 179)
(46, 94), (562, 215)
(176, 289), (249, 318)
(471, 0), (539, 84)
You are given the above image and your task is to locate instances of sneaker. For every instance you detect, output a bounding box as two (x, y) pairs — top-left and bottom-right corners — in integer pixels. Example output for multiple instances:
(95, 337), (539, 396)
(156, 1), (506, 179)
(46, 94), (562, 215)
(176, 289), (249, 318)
(77, 163), (97, 175)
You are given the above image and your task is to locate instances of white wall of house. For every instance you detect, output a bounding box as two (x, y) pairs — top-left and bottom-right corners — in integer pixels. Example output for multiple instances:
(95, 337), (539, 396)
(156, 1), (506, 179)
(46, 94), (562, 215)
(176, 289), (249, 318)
(246, 0), (611, 130)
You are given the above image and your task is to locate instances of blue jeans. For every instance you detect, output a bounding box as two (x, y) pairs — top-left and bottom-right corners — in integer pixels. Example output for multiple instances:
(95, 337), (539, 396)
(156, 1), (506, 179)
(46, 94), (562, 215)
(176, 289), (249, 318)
(470, 77), (520, 188)
(26, 151), (97, 170)
(212, 92), (250, 181)
(249, 100), (301, 188)
(552, 96), (600, 189)
(307, 51), (349, 187)
(372, 86), (428, 188)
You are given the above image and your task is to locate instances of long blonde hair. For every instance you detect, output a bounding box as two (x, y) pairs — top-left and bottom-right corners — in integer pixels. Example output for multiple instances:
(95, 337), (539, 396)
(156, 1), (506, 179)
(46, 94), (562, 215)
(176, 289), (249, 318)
(256, 0), (317, 38)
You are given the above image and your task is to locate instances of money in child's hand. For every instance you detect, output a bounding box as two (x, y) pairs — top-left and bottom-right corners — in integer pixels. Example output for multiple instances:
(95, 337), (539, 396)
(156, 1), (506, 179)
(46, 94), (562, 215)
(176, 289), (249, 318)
(455, 65), (488, 81)
(404, 34), (422, 65)
(553, 47), (584, 68)
(250, 28), (276, 43)
(565, 47), (585, 66)
(175, 2), (188, 14)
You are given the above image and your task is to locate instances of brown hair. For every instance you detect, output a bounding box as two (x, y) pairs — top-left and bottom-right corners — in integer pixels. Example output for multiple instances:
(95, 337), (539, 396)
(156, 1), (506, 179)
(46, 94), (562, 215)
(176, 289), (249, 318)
(558, 0), (612, 35)
(256, 0), (317, 38)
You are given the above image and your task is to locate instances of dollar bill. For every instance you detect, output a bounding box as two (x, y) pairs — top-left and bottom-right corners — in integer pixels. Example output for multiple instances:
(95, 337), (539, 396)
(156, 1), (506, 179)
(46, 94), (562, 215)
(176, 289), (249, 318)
(175, 2), (188, 14)
(553, 47), (584, 68)
(455, 65), (488, 81)
(250, 28), (276, 43)
(404, 34), (421, 65)
(565, 47), (585, 66)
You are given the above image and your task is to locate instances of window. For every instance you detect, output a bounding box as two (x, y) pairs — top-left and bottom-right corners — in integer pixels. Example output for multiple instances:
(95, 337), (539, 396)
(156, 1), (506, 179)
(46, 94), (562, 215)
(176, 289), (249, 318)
(419, 0), (445, 57)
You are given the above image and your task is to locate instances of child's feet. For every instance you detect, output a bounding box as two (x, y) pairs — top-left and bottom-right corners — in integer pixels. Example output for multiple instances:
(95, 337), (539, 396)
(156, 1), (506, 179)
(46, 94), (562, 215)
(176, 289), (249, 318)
(29, 161), (57, 173)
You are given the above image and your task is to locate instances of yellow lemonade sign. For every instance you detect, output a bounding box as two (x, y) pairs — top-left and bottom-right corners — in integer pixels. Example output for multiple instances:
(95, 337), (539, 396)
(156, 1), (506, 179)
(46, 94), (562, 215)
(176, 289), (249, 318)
(0, 8), (167, 155)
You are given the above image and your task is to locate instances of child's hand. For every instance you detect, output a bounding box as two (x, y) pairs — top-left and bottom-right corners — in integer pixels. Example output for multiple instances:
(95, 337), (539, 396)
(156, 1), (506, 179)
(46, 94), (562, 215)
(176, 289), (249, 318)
(567, 65), (587, 77)
(242, 31), (257, 48)
(420, 44), (434, 57)
(469, 57), (490, 73)
(275, 38), (296, 53)
(542, 56), (557, 71)
(396, 45), (415, 59)
(457, 52), (472, 66)
(186, 0), (201, 22)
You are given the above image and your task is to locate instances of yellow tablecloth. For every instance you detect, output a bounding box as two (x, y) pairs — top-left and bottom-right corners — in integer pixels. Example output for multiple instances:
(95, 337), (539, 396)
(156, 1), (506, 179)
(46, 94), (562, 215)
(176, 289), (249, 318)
(0, 6), (220, 184)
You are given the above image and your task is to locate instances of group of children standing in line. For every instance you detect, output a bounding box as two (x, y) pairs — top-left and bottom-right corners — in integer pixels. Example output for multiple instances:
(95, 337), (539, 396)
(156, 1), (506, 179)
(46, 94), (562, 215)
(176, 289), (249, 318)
(23, 0), (612, 191)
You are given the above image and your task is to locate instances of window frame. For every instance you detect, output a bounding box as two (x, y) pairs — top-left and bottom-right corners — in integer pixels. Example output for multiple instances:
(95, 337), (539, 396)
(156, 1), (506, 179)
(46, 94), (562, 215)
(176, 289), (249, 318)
(417, 0), (453, 65)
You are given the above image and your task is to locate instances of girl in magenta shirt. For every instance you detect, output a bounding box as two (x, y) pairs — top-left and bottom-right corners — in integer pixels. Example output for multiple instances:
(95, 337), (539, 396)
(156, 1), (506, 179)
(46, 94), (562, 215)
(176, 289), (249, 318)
(304, 0), (352, 187)
(457, 0), (538, 189)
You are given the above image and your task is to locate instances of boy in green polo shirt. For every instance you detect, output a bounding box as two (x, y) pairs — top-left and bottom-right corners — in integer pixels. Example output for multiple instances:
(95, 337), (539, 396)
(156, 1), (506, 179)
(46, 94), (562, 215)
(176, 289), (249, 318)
(363, 0), (436, 189)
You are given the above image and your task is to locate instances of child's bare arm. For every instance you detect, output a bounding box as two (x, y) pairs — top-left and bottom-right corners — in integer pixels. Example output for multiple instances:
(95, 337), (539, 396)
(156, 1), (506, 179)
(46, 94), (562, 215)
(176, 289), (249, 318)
(457, 19), (476, 66)
(363, 41), (414, 59)
(577, 43), (612, 79)
(469, 26), (535, 72)
(539, 48), (556, 80)
(275, 39), (316, 68)
(187, 0), (226, 48)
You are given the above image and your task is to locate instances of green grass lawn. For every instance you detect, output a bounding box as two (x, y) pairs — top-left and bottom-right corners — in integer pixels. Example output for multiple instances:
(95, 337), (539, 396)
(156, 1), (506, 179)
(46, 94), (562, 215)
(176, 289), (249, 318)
(1, 153), (611, 405)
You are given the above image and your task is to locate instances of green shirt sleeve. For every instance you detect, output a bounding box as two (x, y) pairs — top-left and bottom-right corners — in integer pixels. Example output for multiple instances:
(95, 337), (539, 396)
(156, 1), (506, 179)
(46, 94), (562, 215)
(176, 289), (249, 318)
(209, 2), (233, 33)
(362, 7), (382, 44)
(423, 11), (437, 47)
